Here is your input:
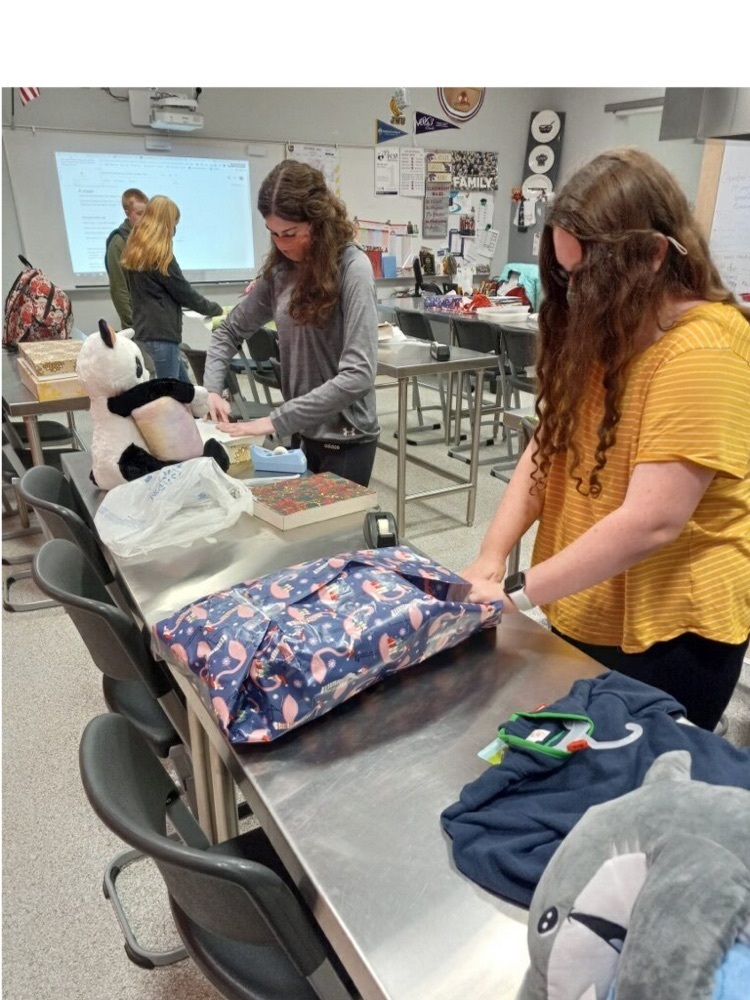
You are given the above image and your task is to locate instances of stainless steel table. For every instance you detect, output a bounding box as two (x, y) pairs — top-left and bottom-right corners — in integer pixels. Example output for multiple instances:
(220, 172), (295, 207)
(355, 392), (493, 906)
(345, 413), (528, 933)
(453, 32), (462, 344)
(182, 322), (499, 536)
(2, 349), (89, 464)
(62, 449), (604, 1000)
(376, 339), (499, 534)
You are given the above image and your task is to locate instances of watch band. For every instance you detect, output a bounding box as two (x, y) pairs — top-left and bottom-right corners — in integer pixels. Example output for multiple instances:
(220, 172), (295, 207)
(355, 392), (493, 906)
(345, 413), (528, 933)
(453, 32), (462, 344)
(504, 570), (536, 612)
(507, 586), (534, 612)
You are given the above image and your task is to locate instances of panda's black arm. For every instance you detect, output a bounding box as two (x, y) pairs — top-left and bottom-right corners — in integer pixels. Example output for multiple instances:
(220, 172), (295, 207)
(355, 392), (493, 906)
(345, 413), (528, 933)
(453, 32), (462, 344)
(108, 378), (196, 417)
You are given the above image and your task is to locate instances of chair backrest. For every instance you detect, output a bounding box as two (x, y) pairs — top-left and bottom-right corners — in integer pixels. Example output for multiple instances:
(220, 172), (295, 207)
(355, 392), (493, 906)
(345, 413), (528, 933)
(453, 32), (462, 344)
(18, 465), (114, 584)
(32, 538), (172, 700)
(394, 309), (435, 343)
(501, 326), (537, 372)
(245, 329), (283, 392)
(451, 318), (501, 357)
(180, 345), (207, 385)
(501, 327), (537, 396)
(79, 713), (350, 997)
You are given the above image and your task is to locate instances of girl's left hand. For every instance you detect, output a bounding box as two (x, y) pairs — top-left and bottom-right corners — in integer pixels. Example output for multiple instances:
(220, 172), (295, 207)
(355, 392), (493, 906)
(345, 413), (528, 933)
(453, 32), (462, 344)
(214, 417), (275, 438)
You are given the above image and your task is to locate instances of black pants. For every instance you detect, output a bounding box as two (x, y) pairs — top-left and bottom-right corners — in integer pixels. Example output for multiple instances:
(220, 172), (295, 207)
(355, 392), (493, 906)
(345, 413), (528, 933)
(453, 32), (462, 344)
(300, 437), (378, 487)
(551, 627), (748, 731)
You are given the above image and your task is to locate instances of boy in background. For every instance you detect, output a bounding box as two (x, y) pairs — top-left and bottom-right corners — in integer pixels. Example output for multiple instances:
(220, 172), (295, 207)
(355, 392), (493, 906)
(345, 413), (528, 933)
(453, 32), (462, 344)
(105, 188), (148, 328)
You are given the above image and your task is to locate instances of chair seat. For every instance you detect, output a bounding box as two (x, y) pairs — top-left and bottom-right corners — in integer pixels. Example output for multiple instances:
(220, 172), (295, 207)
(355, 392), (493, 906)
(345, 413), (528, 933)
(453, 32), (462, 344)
(14, 419), (75, 445)
(102, 676), (180, 758)
(171, 902), (321, 1000)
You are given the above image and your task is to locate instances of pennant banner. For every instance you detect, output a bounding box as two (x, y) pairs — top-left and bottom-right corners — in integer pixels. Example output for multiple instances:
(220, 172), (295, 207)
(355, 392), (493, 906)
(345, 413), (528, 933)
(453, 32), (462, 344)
(415, 112), (459, 135)
(376, 119), (407, 144)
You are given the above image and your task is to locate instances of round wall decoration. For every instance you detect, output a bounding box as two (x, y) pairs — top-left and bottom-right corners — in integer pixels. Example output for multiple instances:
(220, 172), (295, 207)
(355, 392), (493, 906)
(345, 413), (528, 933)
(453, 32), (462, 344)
(437, 88), (486, 123)
(522, 173), (553, 199)
(528, 144), (555, 174)
(530, 110), (561, 143)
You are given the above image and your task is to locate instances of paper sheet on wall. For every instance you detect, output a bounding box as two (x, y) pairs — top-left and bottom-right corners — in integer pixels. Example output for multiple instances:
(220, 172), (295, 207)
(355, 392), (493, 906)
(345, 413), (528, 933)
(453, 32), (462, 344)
(375, 148), (400, 195)
(285, 142), (341, 196)
(399, 147), (426, 197)
(477, 228), (499, 259)
(462, 238), (479, 265)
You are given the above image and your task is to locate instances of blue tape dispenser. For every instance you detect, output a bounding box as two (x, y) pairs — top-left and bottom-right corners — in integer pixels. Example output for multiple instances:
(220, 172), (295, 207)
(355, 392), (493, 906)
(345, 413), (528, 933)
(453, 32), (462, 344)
(250, 445), (308, 474)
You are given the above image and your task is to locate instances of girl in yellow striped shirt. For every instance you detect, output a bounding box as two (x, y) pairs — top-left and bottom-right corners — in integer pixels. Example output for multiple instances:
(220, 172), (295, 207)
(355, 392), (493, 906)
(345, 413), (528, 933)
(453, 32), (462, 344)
(463, 147), (750, 730)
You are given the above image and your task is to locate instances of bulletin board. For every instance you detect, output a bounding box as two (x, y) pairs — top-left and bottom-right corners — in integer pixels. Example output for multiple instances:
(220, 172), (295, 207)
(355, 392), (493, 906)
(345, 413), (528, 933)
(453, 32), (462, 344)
(695, 139), (750, 300)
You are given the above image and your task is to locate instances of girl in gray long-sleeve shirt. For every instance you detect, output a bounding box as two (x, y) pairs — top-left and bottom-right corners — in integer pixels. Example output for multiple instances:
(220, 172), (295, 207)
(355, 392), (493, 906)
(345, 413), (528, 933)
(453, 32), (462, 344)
(206, 160), (380, 486)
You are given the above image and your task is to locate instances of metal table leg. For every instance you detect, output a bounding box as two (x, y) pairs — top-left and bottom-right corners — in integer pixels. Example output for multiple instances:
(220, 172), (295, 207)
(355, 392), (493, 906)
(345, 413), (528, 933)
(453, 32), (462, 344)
(22, 415), (44, 467)
(186, 705), (218, 842)
(396, 377), (409, 535)
(466, 369), (486, 528)
(209, 741), (239, 842)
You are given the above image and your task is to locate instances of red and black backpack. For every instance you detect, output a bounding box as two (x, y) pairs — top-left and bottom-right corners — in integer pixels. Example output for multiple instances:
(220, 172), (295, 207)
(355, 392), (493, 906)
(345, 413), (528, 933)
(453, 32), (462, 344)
(3, 255), (73, 348)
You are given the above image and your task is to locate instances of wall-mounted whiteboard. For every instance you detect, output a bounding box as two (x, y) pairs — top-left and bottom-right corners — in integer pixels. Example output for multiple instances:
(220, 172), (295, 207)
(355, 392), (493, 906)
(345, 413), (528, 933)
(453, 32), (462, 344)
(2, 128), (283, 290)
(708, 141), (750, 299)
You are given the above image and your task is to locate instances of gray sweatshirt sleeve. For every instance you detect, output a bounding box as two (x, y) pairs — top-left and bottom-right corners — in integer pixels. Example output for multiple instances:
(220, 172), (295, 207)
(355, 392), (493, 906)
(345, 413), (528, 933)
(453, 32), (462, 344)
(203, 279), (274, 394)
(270, 250), (378, 438)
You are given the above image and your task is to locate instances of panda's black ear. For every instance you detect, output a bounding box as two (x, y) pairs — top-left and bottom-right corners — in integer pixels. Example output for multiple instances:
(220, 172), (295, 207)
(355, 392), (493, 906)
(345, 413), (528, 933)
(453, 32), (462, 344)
(98, 319), (116, 349)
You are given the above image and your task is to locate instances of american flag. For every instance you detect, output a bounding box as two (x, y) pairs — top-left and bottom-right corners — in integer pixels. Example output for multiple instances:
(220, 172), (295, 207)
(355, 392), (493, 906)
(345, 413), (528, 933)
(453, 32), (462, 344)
(19, 87), (40, 105)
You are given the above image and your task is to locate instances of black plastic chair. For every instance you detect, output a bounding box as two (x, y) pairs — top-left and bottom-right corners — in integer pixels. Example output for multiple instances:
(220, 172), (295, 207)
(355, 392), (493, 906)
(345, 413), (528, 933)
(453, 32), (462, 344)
(1, 418), (80, 611)
(245, 327), (283, 404)
(447, 319), (506, 466)
(490, 329), (538, 483)
(500, 325), (537, 401)
(79, 713), (357, 1000)
(32, 537), (191, 969)
(393, 309), (448, 445)
(16, 465), (122, 594)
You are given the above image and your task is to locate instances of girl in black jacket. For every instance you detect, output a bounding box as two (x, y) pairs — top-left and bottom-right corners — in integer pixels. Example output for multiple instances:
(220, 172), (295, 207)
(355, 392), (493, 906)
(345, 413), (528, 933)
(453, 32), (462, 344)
(121, 194), (223, 381)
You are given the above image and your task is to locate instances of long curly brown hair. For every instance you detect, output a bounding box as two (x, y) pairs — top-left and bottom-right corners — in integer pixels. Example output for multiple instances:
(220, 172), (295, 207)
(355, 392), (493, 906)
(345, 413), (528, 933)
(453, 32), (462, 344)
(532, 146), (746, 497)
(257, 160), (356, 327)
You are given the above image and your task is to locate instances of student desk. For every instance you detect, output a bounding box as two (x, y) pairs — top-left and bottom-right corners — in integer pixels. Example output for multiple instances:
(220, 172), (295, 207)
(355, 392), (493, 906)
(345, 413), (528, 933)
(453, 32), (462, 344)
(62, 449), (603, 1000)
(2, 348), (89, 465)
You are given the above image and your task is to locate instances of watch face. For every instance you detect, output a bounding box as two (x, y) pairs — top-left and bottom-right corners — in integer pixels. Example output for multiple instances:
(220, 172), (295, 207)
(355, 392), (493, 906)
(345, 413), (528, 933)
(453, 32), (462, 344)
(504, 571), (526, 594)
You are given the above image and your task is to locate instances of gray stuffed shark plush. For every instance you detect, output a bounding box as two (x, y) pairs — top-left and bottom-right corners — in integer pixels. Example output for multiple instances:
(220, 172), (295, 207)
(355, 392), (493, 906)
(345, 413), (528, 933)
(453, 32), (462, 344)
(518, 750), (750, 1000)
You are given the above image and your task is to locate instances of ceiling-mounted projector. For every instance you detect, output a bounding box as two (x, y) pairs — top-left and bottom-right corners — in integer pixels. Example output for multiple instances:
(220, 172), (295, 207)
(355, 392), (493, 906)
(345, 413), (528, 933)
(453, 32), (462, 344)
(149, 95), (203, 132)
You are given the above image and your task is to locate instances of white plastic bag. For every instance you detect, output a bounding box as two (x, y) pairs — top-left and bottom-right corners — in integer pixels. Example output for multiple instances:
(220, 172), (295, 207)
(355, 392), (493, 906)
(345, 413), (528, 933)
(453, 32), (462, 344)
(94, 457), (254, 558)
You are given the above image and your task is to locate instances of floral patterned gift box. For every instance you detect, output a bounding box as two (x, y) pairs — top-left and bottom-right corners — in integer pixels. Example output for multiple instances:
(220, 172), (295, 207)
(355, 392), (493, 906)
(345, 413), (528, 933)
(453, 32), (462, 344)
(153, 544), (503, 743)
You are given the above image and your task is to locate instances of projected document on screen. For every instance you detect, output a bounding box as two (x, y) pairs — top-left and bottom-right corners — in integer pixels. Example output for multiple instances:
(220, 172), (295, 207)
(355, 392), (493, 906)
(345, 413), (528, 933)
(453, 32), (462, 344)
(55, 151), (255, 285)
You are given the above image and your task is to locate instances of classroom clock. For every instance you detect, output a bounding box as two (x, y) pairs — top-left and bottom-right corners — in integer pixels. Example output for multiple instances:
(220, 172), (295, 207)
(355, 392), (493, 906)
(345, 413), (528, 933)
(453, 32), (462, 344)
(437, 88), (486, 123)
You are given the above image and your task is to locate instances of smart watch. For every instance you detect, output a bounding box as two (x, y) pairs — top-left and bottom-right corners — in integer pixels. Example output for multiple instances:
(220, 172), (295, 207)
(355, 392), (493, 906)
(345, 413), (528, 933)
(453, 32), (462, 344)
(504, 571), (535, 612)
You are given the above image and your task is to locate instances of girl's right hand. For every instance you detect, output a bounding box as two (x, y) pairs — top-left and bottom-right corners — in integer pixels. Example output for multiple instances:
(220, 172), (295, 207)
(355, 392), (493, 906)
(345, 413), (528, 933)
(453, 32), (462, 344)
(460, 553), (508, 602)
(208, 392), (232, 423)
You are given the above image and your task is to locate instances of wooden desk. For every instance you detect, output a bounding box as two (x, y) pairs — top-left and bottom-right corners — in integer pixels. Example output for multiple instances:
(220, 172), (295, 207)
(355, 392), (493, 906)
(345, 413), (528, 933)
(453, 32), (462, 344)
(2, 349), (89, 465)
(62, 449), (603, 1000)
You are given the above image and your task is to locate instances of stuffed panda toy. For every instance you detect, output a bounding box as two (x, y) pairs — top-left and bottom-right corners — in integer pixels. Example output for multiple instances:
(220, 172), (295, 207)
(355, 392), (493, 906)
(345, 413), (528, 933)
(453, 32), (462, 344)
(76, 320), (229, 490)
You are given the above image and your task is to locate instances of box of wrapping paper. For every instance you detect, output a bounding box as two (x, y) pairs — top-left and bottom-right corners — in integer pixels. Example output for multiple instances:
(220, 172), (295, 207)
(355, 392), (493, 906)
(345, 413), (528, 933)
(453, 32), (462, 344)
(153, 544), (503, 743)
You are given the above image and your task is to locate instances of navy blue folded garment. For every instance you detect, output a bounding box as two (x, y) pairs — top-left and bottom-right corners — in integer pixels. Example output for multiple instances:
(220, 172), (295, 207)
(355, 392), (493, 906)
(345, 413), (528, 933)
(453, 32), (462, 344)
(441, 670), (750, 907)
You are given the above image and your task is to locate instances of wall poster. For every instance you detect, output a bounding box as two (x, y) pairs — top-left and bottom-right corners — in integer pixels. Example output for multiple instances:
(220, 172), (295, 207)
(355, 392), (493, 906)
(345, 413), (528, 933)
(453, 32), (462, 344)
(451, 150), (498, 191)
(285, 142), (341, 196)
(375, 147), (400, 196)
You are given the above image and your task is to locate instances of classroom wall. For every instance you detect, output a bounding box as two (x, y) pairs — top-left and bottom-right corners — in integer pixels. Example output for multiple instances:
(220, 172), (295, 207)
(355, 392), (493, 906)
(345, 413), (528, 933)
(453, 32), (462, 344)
(2, 86), (702, 332)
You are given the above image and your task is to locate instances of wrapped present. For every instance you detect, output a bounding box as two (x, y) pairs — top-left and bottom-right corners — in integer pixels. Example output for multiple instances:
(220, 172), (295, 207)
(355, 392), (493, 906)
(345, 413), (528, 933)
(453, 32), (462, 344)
(153, 544), (503, 743)
(19, 339), (82, 376)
